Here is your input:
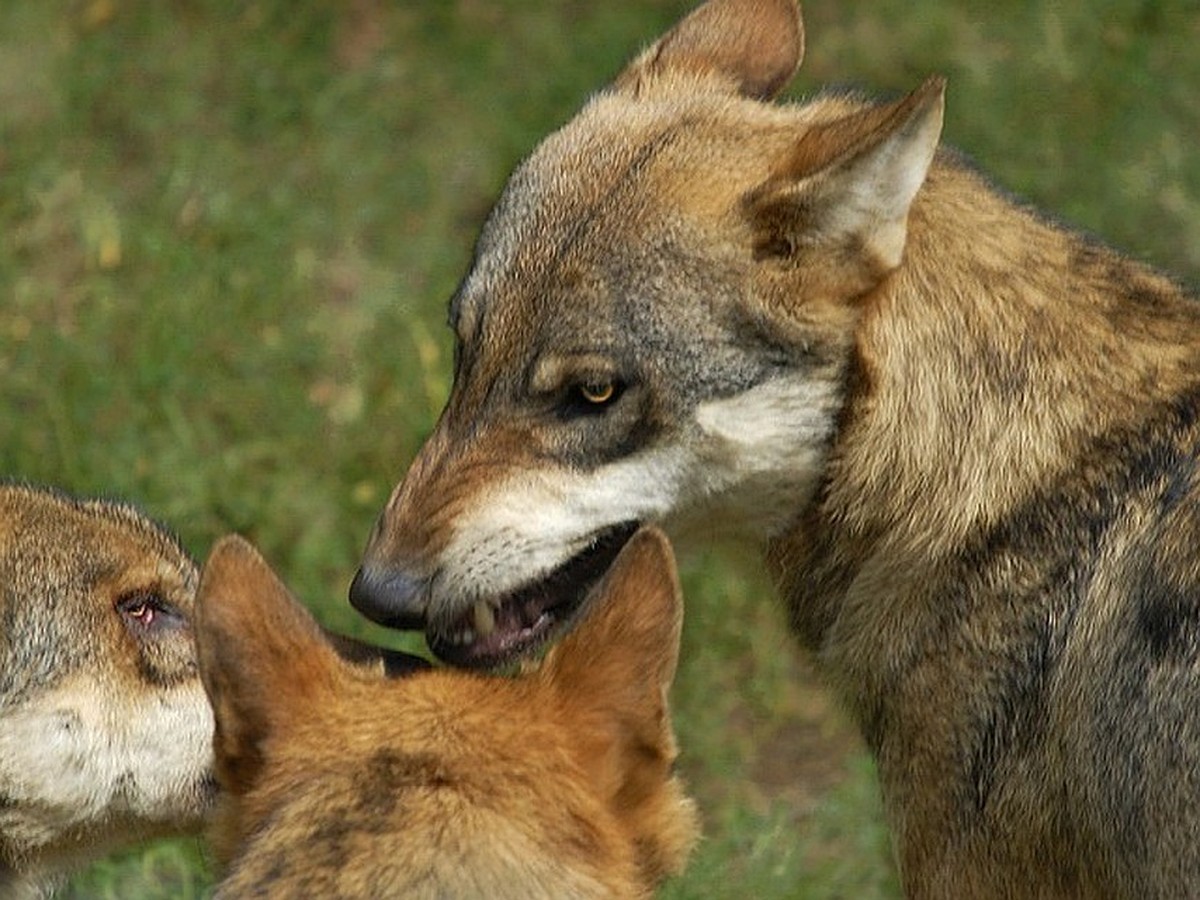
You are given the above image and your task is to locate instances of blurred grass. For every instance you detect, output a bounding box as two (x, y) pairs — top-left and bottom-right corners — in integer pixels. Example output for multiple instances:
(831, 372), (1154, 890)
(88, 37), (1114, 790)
(2, 0), (1197, 896)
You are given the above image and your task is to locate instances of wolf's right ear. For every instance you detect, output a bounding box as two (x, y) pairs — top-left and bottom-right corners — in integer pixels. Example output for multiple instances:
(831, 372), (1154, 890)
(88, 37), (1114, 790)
(743, 76), (944, 319)
(195, 535), (343, 796)
(541, 528), (697, 878)
(613, 0), (803, 101)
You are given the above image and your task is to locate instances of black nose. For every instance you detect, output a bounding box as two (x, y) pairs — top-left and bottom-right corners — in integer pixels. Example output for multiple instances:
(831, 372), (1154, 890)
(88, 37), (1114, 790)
(348, 566), (428, 630)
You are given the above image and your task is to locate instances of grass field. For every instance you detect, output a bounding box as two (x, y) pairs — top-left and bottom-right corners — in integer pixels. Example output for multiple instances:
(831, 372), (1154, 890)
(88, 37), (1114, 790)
(2, 1), (1197, 896)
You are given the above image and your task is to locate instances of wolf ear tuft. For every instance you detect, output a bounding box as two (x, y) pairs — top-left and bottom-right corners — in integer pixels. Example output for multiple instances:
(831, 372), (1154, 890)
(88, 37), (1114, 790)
(194, 534), (343, 796)
(746, 76), (945, 285)
(614, 0), (803, 101)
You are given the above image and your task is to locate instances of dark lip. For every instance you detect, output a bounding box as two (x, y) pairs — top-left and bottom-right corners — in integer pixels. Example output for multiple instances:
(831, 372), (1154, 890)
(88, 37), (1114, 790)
(429, 521), (640, 669)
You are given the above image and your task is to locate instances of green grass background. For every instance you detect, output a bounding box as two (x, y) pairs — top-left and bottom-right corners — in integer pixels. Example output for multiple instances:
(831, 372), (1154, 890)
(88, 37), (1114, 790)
(2, 1), (1197, 896)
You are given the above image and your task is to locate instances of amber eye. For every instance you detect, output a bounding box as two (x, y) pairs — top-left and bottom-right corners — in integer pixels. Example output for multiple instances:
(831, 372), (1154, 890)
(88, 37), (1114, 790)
(579, 381), (615, 405)
(558, 378), (625, 419)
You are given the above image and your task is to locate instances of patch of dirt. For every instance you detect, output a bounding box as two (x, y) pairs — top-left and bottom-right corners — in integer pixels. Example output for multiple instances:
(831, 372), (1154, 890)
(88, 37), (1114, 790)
(334, 0), (387, 71)
(749, 656), (866, 820)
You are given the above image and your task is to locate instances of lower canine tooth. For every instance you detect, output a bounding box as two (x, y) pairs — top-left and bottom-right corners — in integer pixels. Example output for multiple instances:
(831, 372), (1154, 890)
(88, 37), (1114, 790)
(473, 601), (496, 638)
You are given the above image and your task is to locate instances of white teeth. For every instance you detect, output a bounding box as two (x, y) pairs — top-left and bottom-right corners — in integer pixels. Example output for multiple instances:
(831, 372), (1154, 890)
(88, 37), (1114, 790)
(439, 628), (476, 647)
(473, 601), (496, 638)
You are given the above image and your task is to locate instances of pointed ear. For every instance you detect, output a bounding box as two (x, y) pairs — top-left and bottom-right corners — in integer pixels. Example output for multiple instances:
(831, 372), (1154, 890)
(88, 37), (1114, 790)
(746, 76), (945, 289)
(194, 535), (344, 796)
(543, 527), (683, 706)
(540, 530), (699, 878)
(614, 0), (803, 101)
(541, 527), (684, 777)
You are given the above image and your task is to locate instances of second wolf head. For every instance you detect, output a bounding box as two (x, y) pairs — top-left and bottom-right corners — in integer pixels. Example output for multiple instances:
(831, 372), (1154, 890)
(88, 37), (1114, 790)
(0, 484), (216, 896)
(197, 527), (698, 899)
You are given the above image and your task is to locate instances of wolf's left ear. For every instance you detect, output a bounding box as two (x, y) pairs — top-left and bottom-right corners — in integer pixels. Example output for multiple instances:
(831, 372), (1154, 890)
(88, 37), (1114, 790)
(195, 535), (344, 797)
(542, 528), (698, 877)
(542, 527), (682, 714)
(541, 527), (684, 783)
(614, 0), (803, 100)
(746, 76), (945, 298)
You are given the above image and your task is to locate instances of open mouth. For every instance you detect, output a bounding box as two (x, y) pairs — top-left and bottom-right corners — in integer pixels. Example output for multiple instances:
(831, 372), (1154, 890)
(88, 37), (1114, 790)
(429, 521), (639, 669)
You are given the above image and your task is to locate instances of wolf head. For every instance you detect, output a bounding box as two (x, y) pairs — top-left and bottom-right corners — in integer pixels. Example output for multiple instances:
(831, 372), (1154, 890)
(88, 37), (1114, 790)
(0, 484), (215, 887)
(352, 0), (944, 666)
(198, 528), (697, 898)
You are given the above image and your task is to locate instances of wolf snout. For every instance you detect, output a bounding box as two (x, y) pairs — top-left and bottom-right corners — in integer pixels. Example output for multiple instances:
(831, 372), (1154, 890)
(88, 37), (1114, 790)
(348, 565), (428, 630)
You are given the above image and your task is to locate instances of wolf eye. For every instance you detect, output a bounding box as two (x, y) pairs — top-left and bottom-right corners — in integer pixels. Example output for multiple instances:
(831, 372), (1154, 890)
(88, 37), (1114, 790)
(579, 381), (616, 405)
(561, 380), (624, 418)
(116, 592), (184, 633)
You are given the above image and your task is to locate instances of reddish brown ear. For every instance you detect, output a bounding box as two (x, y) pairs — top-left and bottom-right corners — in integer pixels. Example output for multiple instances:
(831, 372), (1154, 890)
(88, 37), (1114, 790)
(543, 527), (683, 706)
(541, 528), (697, 879)
(541, 527), (685, 810)
(614, 0), (803, 100)
(195, 535), (344, 796)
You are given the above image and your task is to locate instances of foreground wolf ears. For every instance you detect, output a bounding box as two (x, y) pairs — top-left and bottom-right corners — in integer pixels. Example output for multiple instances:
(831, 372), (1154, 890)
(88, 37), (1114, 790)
(195, 528), (686, 768)
(193, 528), (691, 888)
(543, 527), (682, 697)
(195, 538), (432, 791)
(619, 0), (944, 290)
(196, 529), (682, 732)
(539, 528), (685, 789)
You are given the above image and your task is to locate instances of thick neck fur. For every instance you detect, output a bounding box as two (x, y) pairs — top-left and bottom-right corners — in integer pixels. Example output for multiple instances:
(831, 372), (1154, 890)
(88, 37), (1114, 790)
(772, 150), (1200, 715)
(0, 860), (57, 900)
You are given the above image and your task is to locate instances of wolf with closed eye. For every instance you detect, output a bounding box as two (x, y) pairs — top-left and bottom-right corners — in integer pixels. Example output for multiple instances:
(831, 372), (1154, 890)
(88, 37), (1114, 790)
(349, 0), (1200, 895)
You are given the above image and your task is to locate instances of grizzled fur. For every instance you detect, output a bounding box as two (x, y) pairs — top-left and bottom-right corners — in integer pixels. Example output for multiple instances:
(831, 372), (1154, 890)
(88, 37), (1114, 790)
(0, 483), (216, 898)
(351, 0), (1200, 896)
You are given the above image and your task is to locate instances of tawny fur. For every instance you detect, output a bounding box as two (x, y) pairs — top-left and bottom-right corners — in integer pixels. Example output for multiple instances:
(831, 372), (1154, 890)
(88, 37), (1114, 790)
(197, 529), (698, 899)
(353, 0), (1200, 896)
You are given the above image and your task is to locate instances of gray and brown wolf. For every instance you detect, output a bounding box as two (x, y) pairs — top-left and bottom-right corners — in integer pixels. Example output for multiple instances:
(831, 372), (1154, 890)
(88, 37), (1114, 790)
(0, 484), (216, 898)
(349, 0), (1200, 895)
(197, 527), (697, 899)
